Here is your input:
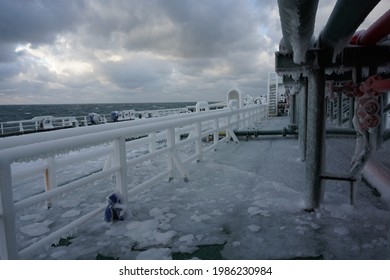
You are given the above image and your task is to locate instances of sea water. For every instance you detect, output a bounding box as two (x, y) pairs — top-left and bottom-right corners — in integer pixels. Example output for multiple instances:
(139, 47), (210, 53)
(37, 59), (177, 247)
(0, 102), (197, 123)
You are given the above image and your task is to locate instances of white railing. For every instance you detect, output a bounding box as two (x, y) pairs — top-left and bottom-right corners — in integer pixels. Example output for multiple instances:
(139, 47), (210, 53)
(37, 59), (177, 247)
(0, 108), (190, 136)
(0, 104), (266, 259)
(0, 116), (82, 136)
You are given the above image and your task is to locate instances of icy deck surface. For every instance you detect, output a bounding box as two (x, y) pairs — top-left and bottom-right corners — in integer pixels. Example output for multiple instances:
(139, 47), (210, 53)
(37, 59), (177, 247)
(14, 117), (389, 260)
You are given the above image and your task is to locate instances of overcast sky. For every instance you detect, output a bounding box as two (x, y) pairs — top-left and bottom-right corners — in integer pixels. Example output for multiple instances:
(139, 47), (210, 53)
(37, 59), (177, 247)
(0, 0), (387, 104)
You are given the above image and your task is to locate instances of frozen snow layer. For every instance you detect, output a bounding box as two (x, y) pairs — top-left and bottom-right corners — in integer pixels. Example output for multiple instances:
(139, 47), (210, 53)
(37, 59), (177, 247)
(13, 117), (390, 260)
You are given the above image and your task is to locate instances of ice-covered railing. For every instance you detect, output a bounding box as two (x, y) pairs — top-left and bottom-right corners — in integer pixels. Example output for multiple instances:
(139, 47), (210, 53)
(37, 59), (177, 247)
(0, 116), (82, 136)
(0, 103), (266, 259)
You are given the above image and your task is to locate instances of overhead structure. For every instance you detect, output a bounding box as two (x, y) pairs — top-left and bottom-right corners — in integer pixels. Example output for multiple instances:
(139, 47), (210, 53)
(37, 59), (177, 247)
(351, 9), (390, 46)
(275, 0), (390, 209)
(319, 0), (381, 51)
(277, 0), (319, 64)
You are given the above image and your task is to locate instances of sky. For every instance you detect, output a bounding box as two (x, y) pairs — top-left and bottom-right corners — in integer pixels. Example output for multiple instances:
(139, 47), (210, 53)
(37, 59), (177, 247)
(0, 0), (388, 104)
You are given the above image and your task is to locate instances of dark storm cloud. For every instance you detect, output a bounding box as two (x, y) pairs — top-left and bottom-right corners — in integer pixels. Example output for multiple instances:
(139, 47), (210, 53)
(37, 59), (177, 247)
(77, 0), (267, 58)
(3, 0), (385, 104)
(158, 0), (259, 58)
(0, 0), (85, 45)
(0, 0), (294, 103)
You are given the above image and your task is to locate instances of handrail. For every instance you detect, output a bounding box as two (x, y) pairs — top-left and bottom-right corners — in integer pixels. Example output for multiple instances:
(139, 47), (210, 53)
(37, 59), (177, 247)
(0, 108), (218, 150)
(0, 104), (266, 259)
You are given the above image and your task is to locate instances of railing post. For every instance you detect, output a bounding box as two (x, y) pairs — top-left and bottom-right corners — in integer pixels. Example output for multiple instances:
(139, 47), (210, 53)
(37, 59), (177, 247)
(213, 118), (219, 150)
(195, 121), (202, 162)
(348, 97), (355, 129)
(148, 132), (157, 153)
(44, 156), (57, 209)
(113, 137), (128, 204)
(166, 127), (188, 181)
(166, 127), (177, 180)
(226, 106), (239, 143)
(236, 108), (240, 130)
(226, 112), (231, 140)
(337, 92), (342, 127)
(0, 159), (18, 259)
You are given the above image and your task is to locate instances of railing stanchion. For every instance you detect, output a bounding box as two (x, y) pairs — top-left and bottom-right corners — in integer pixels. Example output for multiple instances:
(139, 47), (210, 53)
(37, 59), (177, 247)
(195, 121), (202, 162)
(44, 156), (57, 209)
(213, 118), (219, 150)
(114, 137), (128, 203)
(148, 132), (156, 153)
(166, 127), (176, 180)
(0, 159), (18, 259)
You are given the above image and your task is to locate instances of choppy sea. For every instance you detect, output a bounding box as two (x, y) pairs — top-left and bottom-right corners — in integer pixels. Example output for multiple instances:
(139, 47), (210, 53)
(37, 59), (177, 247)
(0, 102), (197, 123)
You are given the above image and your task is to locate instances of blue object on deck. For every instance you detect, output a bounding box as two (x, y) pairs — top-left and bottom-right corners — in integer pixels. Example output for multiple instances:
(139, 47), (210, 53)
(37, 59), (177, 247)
(104, 192), (126, 223)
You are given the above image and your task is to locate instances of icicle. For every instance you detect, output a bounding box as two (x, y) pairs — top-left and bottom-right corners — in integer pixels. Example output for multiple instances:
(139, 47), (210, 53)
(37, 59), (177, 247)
(331, 35), (354, 63)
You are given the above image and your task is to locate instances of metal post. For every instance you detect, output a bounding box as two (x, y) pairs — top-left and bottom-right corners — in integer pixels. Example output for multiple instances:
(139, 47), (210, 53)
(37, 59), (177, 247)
(0, 159), (18, 259)
(348, 97), (355, 128)
(305, 68), (326, 210)
(166, 127), (177, 180)
(44, 156), (57, 209)
(290, 92), (295, 125)
(337, 92), (342, 127)
(299, 78), (308, 161)
(148, 132), (157, 153)
(213, 119), (219, 150)
(330, 100), (334, 123)
(195, 121), (202, 162)
(114, 137), (128, 204)
(166, 127), (188, 182)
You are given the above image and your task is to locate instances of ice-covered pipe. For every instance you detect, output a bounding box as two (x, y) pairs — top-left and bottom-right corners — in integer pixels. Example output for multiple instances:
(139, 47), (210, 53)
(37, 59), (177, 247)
(319, 0), (381, 50)
(277, 0), (319, 63)
(362, 159), (390, 206)
(351, 9), (390, 46)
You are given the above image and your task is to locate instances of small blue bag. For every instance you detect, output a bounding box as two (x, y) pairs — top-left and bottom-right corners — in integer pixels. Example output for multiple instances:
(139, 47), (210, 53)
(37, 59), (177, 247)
(104, 192), (126, 223)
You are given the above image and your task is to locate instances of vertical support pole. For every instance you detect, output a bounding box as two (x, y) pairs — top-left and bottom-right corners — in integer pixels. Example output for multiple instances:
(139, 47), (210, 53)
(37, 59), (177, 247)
(236, 108), (241, 130)
(195, 121), (202, 162)
(289, 92), (295, 125)
(293, 91), (299, 125)
(114, 137), (128, 204)
(299, 79), (308, 161)
(213, 118), (219, 150)
(225, 113), (231, 141)
(333, 99), (338, 124)
(0, 159), (18, 259)
(148, 132), (156, 153)
(44, 156), (57, 209)
(166, 127), (188, 181)
(337, 92), (342, 127)
(348, 97), (355, 129)
(305, 67), (326, 210)
(166, 127), (176, 180)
